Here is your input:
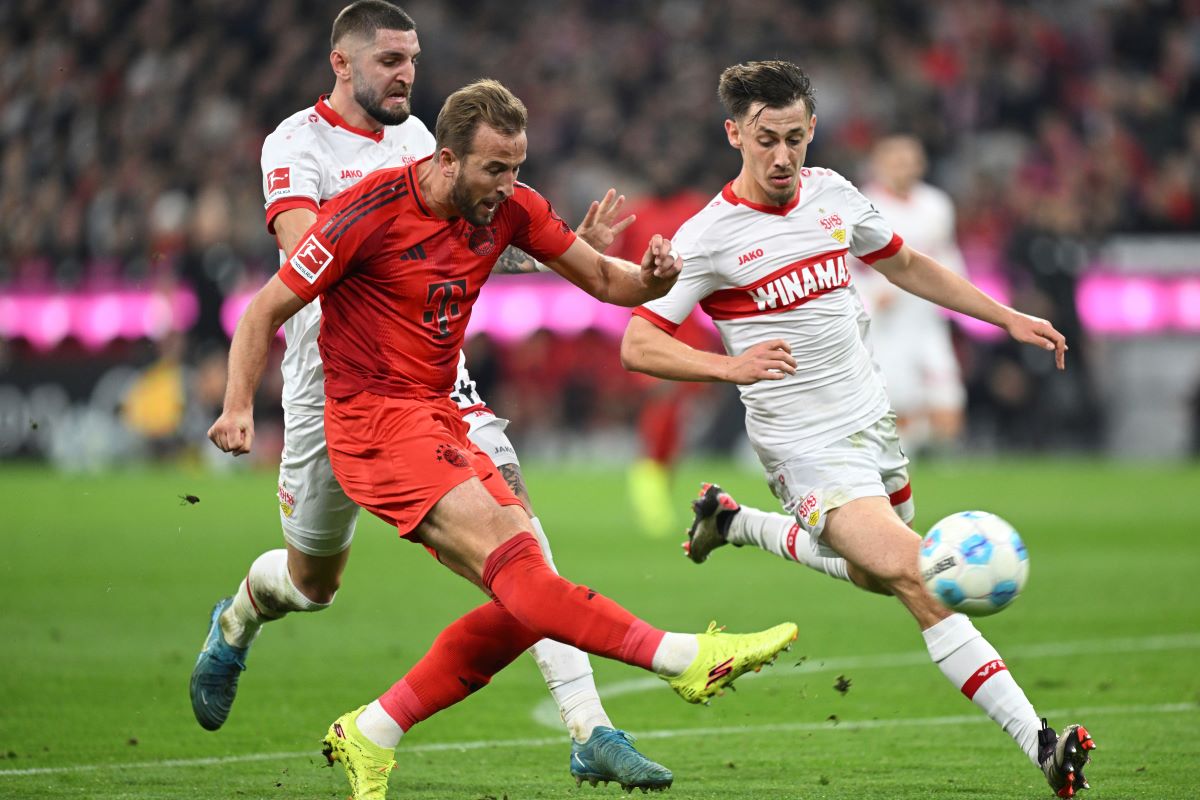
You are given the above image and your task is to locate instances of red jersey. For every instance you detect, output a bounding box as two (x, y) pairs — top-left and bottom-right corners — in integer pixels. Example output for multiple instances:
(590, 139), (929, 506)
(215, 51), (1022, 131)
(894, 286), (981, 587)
(277, 156), (577, 400)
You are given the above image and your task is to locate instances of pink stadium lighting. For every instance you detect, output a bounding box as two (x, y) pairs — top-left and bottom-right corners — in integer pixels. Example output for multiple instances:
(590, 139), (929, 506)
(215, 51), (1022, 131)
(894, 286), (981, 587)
(0, 288), (198, 349)
(5, 272), (1199, 351)
(1171, 279), (1200, 332)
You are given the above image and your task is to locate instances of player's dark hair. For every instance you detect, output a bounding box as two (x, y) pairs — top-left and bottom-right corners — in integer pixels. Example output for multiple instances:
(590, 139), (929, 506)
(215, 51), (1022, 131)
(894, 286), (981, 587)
(718, 60), (816, 122)
(331, 0), (415, 49)
(435, 79), (528, 157)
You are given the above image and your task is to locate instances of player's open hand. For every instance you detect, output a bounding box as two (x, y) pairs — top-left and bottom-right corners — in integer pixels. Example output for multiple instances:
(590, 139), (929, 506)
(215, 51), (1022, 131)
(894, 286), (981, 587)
(640, 234), (681, 293)
(208, 408), (255, 456)
(577, 188), (635, 255)
(724, 339), (797, 384)
(1004, 311), (1068, 370)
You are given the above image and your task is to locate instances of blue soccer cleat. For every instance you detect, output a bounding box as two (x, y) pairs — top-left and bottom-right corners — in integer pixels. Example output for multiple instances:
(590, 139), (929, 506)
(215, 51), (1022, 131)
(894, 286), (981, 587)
(570, 726), (673, 792)
(189, 597), (249, 731)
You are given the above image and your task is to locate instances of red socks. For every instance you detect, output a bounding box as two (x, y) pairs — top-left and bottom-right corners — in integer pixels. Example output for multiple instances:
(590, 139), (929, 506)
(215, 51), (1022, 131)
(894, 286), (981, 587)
(482, 532), (664, 669)
(379, 532), (665, 734)
(379, 599), (539, 731)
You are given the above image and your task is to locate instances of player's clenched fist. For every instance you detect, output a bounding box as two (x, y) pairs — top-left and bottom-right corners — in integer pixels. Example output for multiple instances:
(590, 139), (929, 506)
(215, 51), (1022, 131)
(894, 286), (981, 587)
(208, 409), (255, 456)
(723, 339), (798, 385)
(640, 234), (682, 294)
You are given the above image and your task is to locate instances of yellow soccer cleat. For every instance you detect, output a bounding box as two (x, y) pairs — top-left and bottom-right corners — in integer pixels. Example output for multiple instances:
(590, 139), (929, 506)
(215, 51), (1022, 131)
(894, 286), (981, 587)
(321, 706), (397, 800)
(667, 621), (799, 704)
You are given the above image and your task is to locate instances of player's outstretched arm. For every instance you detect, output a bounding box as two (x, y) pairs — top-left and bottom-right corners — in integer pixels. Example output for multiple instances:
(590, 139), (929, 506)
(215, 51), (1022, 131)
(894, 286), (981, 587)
(208, 275), (307, 456)
(620, 316), (797, 384)
(871, 244), (1068, 370)
(493, 188), (635, 275)
(576, 188), (635, 253)
(544, 233), (680, 307)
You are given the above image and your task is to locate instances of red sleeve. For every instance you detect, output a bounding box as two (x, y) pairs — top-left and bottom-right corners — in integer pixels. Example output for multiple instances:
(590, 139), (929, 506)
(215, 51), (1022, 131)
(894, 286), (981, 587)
(276, 169), (408, 300)
(509, 184), (577, 263)
(266, 196), (319, 235)
(277, 223), (347, 302)
(631, 306), (681, 336)
(859, 233), (904, 265)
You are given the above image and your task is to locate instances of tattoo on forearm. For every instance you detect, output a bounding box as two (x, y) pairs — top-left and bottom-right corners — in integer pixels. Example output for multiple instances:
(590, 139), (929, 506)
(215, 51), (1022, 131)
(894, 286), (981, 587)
(498, 463), (528, 501)
(493, 246), (540, 274)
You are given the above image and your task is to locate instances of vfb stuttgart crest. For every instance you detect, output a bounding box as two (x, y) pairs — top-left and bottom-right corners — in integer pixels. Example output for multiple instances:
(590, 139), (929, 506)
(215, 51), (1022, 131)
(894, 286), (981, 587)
(436, 443), (469, 468)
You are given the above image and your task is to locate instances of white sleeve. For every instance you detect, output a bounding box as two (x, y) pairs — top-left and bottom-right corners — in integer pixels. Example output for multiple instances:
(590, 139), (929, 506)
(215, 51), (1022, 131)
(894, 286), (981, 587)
(636, 233), (721, 333)
(261, 130), (324, 225)
(833, 173), (900, 262)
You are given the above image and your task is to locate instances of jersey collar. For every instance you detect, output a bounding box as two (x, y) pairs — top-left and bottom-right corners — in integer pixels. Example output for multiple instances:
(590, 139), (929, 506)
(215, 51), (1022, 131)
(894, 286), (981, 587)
(314, 95), (385, 143)
(408, 156), (435, 217)
(721, 179), (801, 216)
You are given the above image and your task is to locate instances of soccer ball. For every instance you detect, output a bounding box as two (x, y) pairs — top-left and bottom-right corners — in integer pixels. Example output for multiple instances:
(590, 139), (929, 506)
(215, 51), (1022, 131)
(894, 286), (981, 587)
(918, 511), (1029, 616)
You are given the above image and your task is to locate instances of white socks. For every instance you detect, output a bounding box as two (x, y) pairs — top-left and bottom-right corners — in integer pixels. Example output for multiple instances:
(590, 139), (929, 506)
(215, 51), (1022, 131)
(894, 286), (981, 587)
(526, 516), (613, 742)
(356, 700), (404, 749)
(651, 633), (701, 678)
(922, 614), (1042, 765)
(220, 549), (331, 648)
(726, 506), (850, 582)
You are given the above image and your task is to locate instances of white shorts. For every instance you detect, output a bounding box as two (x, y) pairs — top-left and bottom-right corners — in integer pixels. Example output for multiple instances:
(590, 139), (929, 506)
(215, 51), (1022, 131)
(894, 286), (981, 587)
(875, 326), (965, 417)
(277, 408), (518, 556)
(463, 408), (520, 468)
(764, 412), (914, 555)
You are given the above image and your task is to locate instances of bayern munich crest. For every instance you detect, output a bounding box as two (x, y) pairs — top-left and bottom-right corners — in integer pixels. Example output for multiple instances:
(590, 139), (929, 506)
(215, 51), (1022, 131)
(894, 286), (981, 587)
(436, 443), (469, 468)
(468, 225), (496, 256)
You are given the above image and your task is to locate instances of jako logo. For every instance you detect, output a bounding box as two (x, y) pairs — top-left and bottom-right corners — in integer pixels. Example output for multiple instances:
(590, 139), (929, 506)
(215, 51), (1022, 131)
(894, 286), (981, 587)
(340, 169), (363, 179)
(738, 248), (764, 266)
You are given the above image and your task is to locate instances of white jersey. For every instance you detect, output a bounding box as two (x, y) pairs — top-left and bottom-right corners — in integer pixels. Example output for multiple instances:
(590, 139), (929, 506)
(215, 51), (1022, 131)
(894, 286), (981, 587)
(854, 181), (965, 336)
(262, 97), (445, 415)
(637, 169), (903, 468)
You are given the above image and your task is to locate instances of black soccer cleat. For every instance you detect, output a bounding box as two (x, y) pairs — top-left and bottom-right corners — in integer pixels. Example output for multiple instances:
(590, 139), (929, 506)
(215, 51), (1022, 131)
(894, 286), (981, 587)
(682, 483), (741, 564)
(1038, 719), (1097, 798)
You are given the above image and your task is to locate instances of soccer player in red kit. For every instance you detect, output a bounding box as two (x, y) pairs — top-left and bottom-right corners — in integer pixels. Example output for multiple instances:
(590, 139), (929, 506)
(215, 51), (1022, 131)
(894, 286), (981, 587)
(209, 79), (797, 799)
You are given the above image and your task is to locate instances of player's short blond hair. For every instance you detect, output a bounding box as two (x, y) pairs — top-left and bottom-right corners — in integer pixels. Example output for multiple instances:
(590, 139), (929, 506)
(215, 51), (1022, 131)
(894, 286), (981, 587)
(434, 79), (528, 158)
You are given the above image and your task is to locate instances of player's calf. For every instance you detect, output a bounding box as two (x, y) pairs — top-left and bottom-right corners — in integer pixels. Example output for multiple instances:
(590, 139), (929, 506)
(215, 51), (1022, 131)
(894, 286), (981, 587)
(223, 549), (334, 646)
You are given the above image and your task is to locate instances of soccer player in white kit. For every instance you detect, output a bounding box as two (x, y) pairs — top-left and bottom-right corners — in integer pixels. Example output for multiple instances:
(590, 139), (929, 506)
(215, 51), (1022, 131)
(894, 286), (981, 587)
(855, 134), (967, 453)
(190, 2), (671, 790)
(620, 61), (1096, 798)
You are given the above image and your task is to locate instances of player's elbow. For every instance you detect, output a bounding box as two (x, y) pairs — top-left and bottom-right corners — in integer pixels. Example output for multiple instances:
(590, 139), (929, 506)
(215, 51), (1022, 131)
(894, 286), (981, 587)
(619, 326), (652, 373)
(619, 328), (643, 372)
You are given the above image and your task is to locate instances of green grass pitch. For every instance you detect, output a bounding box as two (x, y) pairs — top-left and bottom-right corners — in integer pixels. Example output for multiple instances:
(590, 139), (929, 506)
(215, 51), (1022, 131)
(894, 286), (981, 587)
(1, 458), (1197, 798)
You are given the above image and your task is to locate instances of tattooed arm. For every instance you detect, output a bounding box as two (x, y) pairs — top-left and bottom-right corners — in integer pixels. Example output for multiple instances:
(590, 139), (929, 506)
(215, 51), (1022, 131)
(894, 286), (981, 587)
(498, 463), (533, 514)
(490, 188), (636, 275)
(493, 246), (542, 274)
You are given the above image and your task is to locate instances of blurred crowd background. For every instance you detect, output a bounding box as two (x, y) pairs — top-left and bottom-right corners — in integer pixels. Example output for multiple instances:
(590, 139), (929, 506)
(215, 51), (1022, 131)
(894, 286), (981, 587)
(1, 0), (1198, 470)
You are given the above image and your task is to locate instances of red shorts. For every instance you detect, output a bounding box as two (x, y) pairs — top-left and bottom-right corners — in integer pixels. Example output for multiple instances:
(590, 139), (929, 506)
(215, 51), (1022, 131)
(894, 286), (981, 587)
(324, 392), (522, 538)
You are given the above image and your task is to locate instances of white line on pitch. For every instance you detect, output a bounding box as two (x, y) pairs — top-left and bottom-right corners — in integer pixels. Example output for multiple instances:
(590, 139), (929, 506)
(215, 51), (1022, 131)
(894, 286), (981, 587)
(0, 701), (1195, 778)
(531, 631), (1200, 728)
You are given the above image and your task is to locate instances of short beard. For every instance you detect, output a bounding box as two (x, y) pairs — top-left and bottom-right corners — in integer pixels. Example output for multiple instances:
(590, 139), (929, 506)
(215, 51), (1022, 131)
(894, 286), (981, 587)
(450, 173), (492, 226)
(766, 177), (798, 205)
(353, 82), (410, 126)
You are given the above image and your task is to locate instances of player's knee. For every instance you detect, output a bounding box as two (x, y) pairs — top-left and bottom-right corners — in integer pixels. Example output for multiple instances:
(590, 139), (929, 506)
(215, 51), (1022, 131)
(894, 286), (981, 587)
(292, 574), (339, 605)
(286, 551), (347, 606)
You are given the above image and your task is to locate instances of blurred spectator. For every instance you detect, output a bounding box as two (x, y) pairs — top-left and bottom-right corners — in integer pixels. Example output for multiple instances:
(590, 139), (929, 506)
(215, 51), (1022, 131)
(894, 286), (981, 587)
(2, 0), (1197, 457)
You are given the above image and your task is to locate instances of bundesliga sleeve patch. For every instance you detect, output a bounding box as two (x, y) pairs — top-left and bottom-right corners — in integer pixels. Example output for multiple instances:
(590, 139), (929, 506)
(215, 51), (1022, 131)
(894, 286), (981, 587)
(290, 235), (334, 284)
(267, 167), (292, 196)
